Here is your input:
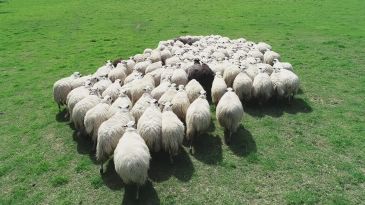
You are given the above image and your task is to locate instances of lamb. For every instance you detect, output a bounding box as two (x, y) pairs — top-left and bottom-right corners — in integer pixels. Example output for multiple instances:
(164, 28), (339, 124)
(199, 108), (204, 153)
(273, 59), (294, 72)
(270, 67), (300, 103)
(185, 79), (205, 103)
(84, 95), (113, 149)
(71, 88), (101, 134)
(186, 90), (211, 153)
(223, 63), (240, 88)
(102, 79), (122, 102)
(137, 99), (162, 152)
(233, 70), (253, 102)
(211, 72), (227, 105)
(216, 88), (244, 144)
(171, 67), (188, 86)
(158, 83), (177, 109)
(114, 121), (150, 200)
(187, 59), (215, 97)
(97, 104), (134, 173)
(263, 50), (281, 65)
(131, 86), (153, 123)
(171, 85), (190, 123)
(53, 72), (81, 110)
(161, 102), (185, 163)
(108, 90), (132, 118)
(252, 67), (274, 104)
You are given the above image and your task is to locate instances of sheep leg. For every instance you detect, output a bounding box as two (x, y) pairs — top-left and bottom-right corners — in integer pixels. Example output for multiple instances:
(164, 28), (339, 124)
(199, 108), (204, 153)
(288, 95), (292, 105)
(136, 185), (140, 200)
(99, 161), (104, 174)
(189, 139), (194, 155)
(58, 104), (61, 111)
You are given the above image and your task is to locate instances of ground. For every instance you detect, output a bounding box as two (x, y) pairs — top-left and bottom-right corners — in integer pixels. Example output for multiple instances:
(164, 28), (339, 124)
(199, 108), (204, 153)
(0, 0), (364, 204)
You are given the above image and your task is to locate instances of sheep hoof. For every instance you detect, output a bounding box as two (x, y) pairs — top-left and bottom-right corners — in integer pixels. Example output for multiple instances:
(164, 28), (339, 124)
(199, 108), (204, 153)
(99, 168), (103, 175)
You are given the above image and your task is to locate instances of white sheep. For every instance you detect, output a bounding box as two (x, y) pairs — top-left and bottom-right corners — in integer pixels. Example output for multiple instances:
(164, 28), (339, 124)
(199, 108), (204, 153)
(223, 64), (240, 87)
(70, 75), (93, 89)
(114, 121), (150, 200)
(53, 72), (81, 110)
(186, 90), (211, 153)
(149, 49), (161, 63)
(161, 102), (185, 163)
(151, 78), (171, 101)
(97, 104), (134, 173)
(134, 60), (152, 74)
(264, 50), (281, 65)
(66, 80), (94, 118)
(84, 95), (113, 149)
(171, 68), (188, 86)
(108, 64), (127, 83)
(233, 70), (253, 102)
(185, 79), (205, 103)
(216, 88), (244, 144)
(92, 77), (112, 93)
(160, 49), (172, 64)
(256, 42), (272, 54)
(270, 67), (300, 103)
(107, 90), (132, 118)
(273, 59), (294, 72)
(94, 61), (113, 77)
(145, 61), (162, 74)
(211, 72), (227, 105)
(158, 83), (177, 109)
(126, 58), (136, 75)
(131, 86), (153, 123)
(102, 79), (122, 102)
(137, 99), (162, 152)
(171, 85), (190, 123)
(252, 68), (274, 104)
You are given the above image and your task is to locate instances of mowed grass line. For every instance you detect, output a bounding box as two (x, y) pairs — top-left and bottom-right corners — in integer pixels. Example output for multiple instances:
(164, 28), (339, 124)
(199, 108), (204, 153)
(0, 0), (364, 204)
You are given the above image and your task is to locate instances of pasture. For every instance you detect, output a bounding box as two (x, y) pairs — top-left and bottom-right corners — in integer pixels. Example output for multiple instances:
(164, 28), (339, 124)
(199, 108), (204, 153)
(0, 0), (364, 204)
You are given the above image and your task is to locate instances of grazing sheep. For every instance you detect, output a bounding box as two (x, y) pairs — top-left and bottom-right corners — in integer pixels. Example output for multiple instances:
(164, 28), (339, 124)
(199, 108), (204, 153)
(223, 63), (240, 88)
(137, 99), (162, 152)
(185, 79), (205, 103)
(252, 68), (274, 104)
(131, 86), (153, 123)
(264, 50), (281, 65)
(186, 90), (211, 153)
(161, 102), (185, 163)
(158, 83), (177, 109)
(171, 85), (190, 123)
(211, 72), (227, 105)
(216, 88), (244, 144)
(102, 79), (122, 102)
(114, 121), (150, 200)
(108, 90), (132, 118)
(270, 67), (300, 103)
(273, 59), (294, 72)
(97, 104), (134, 173)
(171, 68), (188, 86)
(53, 72), (81, 110)
(233, 71), (253, 102)
(71, 88), (101, 133)
(84, 95), (113, 149)
(187, 59), (214, 97)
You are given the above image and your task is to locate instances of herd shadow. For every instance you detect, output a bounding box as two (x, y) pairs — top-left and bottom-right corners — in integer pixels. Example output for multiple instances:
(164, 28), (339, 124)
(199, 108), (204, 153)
(228, 125), (257, 156)
(122, 181), (160, 205)
(244, 97), (312, 118)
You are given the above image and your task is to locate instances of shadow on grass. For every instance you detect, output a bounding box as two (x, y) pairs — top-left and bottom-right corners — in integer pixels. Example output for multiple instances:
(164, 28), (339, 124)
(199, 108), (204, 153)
(228, 125), (257, 156)
(244, 97), (312, 118)
(55, 109), (68, 122)
(101, 160), (124, 190)
(148, 148), (194, 182)
(193, 133), (223, 165)
(122, 181), (160, 205)
(69, 123), (98, 164)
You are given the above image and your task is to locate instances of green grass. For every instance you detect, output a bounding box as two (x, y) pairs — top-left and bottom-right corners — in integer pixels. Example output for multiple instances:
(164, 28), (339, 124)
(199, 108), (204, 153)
(0, 0), (364, 204)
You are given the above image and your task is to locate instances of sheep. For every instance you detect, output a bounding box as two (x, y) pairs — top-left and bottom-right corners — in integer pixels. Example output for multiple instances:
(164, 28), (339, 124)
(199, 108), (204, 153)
(160, 49), (172, 65)
(92, 77), (112, 94)
(108, 90), (132, 118)
(165, 56), (181, 66)
(248, 49), (264, 62)
(185, 79), (205, 103)
(171, 67), (188, 86)
(148, 67), (163, 86)
(133, 53), (146, 63)
(256, 42), (272, 54)
(131, 86), (153, 123)
(252, 67), (274, 104)
(124, 70), (142, 85)
(161, 102), (185, 163)
(134, 60), (152, 74)
(71, 88), (101, 134)
(149, 49), (161, 63)
(216, 88), (244, 144)
(102, 79), (122, 102)
(137, 99), (162, 152)
(244, 64), (259, 80)
(114, 121), (150, 200)
(257, 63), (274, 76)
(187, 59), (215, 97)
(95, 61), (113, 77)
(171, 85), (190, 123)
(84, 95), (113, 149)
(97, 104), (134, 173)
(126, 58), (136, 75)
(270, 67), (300, 103)
(233, 70), (253, 102)
(223, 63), (240, 88)
(151, 78), (171, 101)
(66, 80), (94, 118)
(130, 74), (155, 105)
(211, 72), (227, 105)
(108, 64), (127, 83)
(145, 61), (162, 74)
(53, 72), (81, 110)
(158, 83), (177, 109)
(186, 90), (211, 154)
(69, 75), (93, 89)
(263, 50), (281, 65)
(273, 59), (294, 72)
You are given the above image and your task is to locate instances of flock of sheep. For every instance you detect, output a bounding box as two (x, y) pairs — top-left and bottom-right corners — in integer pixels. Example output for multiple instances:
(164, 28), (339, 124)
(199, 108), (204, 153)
(53, 35), (300, 199)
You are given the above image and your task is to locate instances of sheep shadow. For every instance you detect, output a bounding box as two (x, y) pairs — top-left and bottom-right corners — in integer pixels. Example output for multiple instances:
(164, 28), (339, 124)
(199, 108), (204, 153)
(228, 125), (257, 156)
(101, 159), (124, 190)
(148, 148), (194, 182)
(192, 133), (223, 165)
(122, 181), (160, 205)
(244, 97), (312, 118)
(55, 109), (69, 122)
(69, 123), (98, 164)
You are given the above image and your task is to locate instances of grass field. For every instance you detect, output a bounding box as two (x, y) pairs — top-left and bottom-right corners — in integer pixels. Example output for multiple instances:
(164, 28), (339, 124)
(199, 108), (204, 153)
(1, 0), (365, 204)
